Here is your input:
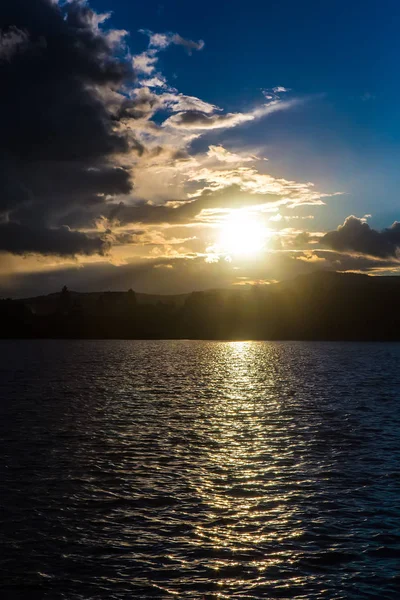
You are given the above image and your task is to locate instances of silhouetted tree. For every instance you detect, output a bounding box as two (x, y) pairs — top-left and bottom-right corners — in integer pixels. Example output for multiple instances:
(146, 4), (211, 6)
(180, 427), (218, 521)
(57, 285), (72, 315)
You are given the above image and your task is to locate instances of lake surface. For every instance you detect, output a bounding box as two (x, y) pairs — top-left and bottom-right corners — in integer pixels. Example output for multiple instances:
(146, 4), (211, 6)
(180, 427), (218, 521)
(1, 340), (400, 599)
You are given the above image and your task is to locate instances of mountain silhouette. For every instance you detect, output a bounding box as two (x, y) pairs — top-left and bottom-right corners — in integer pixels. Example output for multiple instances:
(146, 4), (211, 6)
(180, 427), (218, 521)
(1, 271), (400, 341)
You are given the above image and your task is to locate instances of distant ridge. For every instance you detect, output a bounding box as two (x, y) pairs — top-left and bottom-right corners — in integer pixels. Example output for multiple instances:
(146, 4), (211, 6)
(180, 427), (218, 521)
(2, 271), (400, 341)
(20, 290), (191, 316)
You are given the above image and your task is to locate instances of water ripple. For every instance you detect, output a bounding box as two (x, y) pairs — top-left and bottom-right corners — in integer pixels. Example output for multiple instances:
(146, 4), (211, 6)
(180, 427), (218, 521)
(0, 340), (400, 598)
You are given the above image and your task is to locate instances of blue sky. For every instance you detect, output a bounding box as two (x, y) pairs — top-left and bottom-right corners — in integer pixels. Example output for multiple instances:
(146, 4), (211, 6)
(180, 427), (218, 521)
(91, 0), (400, 228)
(2, 0), (400, 296)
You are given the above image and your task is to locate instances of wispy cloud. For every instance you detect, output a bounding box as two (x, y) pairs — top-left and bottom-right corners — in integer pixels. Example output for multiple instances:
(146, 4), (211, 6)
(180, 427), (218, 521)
(162, 99), (302, 131)
(139, 29), (204, 52)
(133, 29), (204, 82)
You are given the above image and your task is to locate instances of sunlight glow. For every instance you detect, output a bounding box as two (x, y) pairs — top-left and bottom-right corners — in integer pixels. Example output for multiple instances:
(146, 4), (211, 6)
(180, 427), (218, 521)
(217, 211), (269, 257)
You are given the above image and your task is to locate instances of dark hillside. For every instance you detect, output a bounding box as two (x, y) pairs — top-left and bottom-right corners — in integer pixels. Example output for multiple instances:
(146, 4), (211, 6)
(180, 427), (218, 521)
(2, 272), (400, 340)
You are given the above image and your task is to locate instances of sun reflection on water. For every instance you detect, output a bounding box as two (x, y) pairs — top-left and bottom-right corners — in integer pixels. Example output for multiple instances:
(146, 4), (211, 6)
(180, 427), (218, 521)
(185, 342), (306, 595)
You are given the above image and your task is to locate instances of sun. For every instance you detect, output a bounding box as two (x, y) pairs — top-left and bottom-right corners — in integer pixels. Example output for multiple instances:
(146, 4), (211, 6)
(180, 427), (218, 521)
(217, 211), (269, 257)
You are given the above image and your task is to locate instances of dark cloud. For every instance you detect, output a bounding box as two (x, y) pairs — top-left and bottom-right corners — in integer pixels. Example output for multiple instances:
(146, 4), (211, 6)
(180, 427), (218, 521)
(117, 88), (161, 120)
(0, 0), (140, 255)
(292, 232), (313, 247)
(0, 222), (109, 257)
(0, 26), (30, 60)
(323, 216), (400, 258)
(311, 249), (398, 272)
(164, 110), (249, 130)
(14, 163), (132, 228)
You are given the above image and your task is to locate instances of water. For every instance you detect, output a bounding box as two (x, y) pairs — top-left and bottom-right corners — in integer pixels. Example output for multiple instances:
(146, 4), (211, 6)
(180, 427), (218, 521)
(0, 340), (399, 599)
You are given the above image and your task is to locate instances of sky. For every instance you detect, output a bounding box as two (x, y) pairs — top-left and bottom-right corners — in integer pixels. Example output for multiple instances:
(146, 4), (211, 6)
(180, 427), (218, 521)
(2, 0), (400, 297)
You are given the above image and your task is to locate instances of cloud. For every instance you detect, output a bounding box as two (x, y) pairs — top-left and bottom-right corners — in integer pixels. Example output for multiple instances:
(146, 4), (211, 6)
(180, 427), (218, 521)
(0, 0), (335, 290)
(126, 32), (314, 221)
(0, 223), (109, 257)
(0, 26), (29, 60)
(159, 93), (218, 114)
(139, 29), (204, 53)
(164, 110), (254, 130)
(322, 216), (400, 258)
(262, 86), (291, 100)
(309, 249), (399, 272)
(206, 146), (255, 163)
(163, 99), (301, 131)
(0, 0), (141, 256)
(140, 75), (168, 88)
(105, 174), (324, 227)
(133, 29), (203, 84)
(185, 160), (326, 205)
(272, 86), (290, 93)
(133, 50), (158, 75)
(170, 34), (205, 53)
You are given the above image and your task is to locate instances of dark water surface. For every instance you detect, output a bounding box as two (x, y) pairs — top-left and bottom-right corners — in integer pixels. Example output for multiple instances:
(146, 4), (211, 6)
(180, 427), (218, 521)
(1, 340), (400, 599)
